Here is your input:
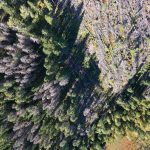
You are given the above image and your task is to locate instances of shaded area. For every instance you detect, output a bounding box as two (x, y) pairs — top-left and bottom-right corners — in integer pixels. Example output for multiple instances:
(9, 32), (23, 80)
(0, 0), (149, 150)
(0, 1), (101, 149)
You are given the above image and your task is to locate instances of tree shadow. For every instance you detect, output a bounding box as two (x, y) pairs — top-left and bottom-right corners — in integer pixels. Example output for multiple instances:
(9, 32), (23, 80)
(0, 0), (102, 149)
(2, 1), (149, 149)
(104, 62), (150, 111)
(45, 0), (101, 144)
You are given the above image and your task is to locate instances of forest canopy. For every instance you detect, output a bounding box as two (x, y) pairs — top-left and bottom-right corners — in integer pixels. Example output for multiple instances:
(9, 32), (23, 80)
(0, 0), (150, 150)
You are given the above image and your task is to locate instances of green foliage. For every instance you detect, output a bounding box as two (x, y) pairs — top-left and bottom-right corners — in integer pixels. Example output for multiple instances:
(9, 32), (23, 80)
(0, 0), (149, 150)
(45, 15), (53, 25)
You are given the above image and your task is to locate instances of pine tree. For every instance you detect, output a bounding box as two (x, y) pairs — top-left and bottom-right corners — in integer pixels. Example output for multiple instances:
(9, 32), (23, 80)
(0, 0), (149, 149)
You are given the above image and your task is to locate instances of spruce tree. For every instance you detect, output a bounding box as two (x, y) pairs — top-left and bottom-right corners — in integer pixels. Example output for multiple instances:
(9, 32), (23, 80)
(0, 0), (149, 150)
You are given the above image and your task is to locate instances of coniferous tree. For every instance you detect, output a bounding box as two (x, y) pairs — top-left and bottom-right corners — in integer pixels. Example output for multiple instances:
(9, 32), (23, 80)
(0, 0), (149, 150)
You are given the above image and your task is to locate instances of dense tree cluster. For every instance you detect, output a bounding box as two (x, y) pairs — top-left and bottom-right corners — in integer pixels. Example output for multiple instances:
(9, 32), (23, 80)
(0, 0), (149, 150)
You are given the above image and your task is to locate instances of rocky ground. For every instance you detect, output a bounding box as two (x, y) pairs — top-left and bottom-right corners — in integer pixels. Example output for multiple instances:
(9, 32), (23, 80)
(72, 0), (150, 92)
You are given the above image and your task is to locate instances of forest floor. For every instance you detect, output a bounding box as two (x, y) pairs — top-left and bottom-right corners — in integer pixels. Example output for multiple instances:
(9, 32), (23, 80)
(106, 137), (138, 150)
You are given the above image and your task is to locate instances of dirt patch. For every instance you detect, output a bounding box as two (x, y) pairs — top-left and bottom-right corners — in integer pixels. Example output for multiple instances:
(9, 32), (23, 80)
(106, 137), (137, 150)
